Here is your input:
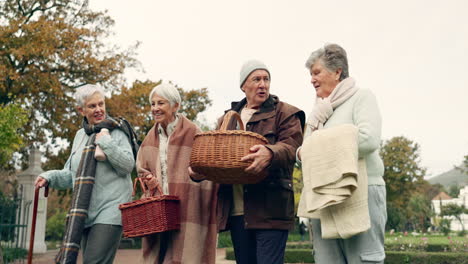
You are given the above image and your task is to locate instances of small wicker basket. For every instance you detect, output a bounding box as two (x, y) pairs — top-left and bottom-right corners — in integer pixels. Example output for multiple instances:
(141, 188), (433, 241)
(119, 178), (180, 238)
(190, 110), (269, 184)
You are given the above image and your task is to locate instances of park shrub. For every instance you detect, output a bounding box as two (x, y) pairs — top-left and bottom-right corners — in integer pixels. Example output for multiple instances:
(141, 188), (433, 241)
(226, 248), (315, 263)
(118, 237), (142, 249)
(385, 234), (467, 252)
(439, 219), (451, 236)
(2, 247), (27, 263)
(217, 231), (232, 248)
(218, 231), (304, 248)
(385, 251), (468, 264)
(45, 210), (66, 241)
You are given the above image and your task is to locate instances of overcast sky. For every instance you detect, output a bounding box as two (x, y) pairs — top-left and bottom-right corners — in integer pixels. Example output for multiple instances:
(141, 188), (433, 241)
(89, 0), (468, 177)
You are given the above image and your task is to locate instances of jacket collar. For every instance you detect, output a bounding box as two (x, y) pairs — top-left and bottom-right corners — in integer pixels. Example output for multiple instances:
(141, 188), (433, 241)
(228, 95), (278, 123)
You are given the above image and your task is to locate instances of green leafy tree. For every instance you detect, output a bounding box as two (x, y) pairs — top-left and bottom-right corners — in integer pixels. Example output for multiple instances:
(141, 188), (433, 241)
(106, 80), (160, 141)
(407, 193), (432, 232)
(441, 203), (468, 235)
(439, 218), (451, 236)
(448, 184), (461, 198)
(177, 86), (212, 122)
(0, 101), (28, 167)
(0, 0), (138, 168)
(380, 136), (427, 231)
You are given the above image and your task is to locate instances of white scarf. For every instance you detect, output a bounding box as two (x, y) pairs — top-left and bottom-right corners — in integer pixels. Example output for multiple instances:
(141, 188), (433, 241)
(307, 77), (358, 133)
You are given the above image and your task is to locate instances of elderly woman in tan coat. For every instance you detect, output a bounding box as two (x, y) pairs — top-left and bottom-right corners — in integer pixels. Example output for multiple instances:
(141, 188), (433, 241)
(136, 83), (218, 264)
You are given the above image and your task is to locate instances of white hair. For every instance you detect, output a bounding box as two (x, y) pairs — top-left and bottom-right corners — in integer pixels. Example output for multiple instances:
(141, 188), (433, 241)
(305, 43), (349, 81)
(74, 84), (105, 107)
(149, 83), (181, 110)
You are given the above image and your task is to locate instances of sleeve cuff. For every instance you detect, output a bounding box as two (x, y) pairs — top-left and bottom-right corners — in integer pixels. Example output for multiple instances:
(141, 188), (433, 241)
(95, 134), (112, 148)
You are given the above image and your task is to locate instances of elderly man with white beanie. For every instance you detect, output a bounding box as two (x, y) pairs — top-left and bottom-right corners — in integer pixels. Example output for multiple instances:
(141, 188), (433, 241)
(216, 59), (305, 264)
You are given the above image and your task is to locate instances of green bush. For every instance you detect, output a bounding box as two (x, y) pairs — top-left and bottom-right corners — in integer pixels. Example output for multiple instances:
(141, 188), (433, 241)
(46, 210), (67, 241)
(226, 249), (468, 264)
(217, 231), (232, 248)
(226, 248), (315, 263)
(0, 192), (19, 241)
(2, 247), (27, 263)
(457, 229), (467, 237)
(439, 219), (451, 236)
(119, 237), (142, 249)
(385, 251), (468, 264)
(217, 230), (305, 248)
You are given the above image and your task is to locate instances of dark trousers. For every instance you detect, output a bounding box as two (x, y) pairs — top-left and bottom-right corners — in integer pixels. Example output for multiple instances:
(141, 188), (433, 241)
(229, 215), (288, 264)
(81, 224), (122, 264)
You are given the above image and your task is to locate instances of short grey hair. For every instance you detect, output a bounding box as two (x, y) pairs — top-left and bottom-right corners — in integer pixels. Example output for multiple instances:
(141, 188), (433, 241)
(305, 43), (349, 81)
(149, 83), (182, 109)
(74, 84), (105, 107)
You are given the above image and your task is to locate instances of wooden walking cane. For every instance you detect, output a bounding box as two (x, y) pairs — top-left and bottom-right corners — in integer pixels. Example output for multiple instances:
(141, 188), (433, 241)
(28, 186), (49, 264)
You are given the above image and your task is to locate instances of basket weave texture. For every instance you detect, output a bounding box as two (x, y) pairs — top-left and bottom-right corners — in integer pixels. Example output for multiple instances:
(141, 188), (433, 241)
(190, 110), (268, 184)
(119, 178), (180, 238)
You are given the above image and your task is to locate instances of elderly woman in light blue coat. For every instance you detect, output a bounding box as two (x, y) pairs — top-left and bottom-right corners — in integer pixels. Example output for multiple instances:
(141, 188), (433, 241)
(35, 84), (134, 263)
(298, 43), (387, 264)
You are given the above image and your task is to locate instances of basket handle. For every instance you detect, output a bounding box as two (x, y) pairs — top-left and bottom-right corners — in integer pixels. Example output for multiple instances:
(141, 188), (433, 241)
(219, 110), (244, 131)
(133, 177), (164, 197)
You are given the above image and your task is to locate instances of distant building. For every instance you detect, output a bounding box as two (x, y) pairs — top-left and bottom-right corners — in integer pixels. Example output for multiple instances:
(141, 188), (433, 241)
(432, 186), (468, 231)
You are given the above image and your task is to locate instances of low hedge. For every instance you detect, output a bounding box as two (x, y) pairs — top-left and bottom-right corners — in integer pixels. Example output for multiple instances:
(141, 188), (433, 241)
(226, 248), (313, 263)
(225, 248), (468, 264)
(385, 251), (468, 264)
(285, 242), (467, 253)
(218, 231), (304, 248)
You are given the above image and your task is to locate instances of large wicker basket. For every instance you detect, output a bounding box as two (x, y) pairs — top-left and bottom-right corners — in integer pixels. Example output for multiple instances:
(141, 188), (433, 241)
(190, 110), (269, 184)
(119, 178), (180, 238)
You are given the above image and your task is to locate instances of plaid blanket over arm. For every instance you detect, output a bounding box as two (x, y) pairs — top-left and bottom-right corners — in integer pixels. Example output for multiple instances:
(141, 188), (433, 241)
(55, 116), (138, 264)
(55, 135), (97, 264)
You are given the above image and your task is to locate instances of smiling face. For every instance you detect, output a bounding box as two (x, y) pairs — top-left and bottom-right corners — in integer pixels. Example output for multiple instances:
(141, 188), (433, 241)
(78, 92), (106, 125)
(151, 93), (178, 129)
(241, 69), (270, 109)
(310, 60), (342, 98)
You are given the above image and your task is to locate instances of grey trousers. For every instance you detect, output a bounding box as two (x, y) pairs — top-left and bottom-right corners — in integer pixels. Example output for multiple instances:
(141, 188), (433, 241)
(81, 224), (123, 264)
(311, 186), (387, 264)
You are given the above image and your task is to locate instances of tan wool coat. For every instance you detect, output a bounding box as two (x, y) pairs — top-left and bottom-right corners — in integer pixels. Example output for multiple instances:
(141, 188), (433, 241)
(137, 116), (218, 264)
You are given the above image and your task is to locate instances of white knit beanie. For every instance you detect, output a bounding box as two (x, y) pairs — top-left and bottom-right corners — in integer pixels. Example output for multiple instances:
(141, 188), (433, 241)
(239, 59), (270, 88)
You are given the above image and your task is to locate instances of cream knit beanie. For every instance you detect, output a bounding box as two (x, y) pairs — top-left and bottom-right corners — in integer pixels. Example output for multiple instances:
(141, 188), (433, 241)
(239, 59), (270, 88)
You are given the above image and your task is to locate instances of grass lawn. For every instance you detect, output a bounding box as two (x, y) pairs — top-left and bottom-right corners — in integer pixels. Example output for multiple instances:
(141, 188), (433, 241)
(385, 233), (467, 245)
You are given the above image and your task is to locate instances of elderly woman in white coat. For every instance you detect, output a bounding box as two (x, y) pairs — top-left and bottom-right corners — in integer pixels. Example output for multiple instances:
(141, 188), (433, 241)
(298, 43), (387, 264)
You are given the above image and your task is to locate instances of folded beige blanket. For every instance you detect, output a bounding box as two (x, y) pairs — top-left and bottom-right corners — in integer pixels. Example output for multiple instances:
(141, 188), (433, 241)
(297, 124), (370, 239)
